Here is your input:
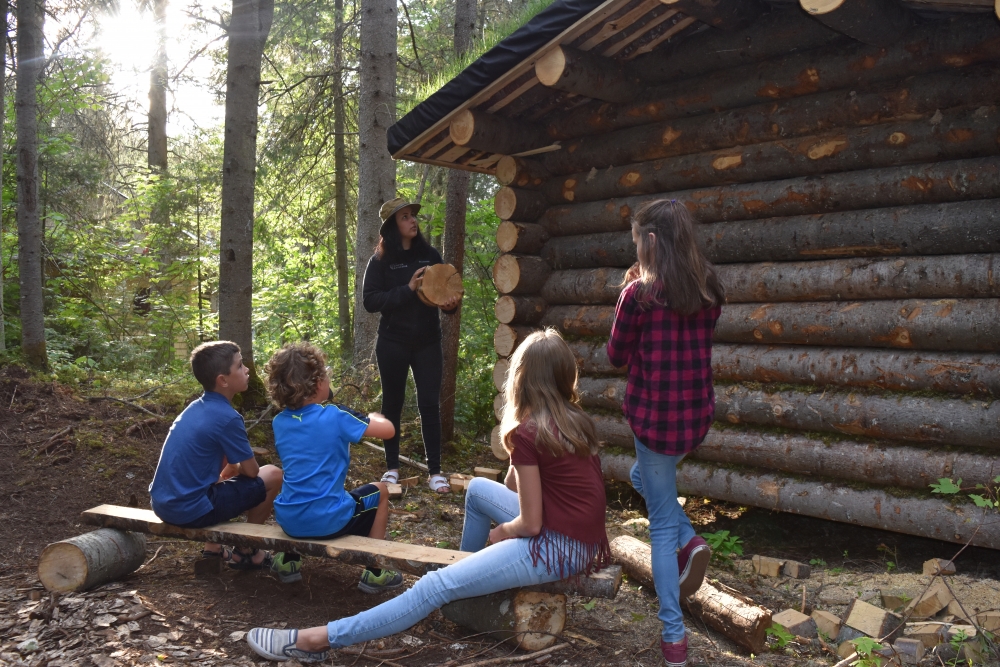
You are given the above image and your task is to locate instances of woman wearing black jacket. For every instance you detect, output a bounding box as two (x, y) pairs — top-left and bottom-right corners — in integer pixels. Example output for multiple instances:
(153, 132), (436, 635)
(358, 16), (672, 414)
(362, 198), (459, 494)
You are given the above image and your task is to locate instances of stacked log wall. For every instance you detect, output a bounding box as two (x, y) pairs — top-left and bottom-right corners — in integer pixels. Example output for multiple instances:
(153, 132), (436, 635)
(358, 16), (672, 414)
(488, 13), (1000, 548)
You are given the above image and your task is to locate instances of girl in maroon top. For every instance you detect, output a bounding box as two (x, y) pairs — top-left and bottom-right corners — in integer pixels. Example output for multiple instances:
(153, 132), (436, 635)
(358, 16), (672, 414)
(606, 200), (725, 667)
(247, 329), (609, 663)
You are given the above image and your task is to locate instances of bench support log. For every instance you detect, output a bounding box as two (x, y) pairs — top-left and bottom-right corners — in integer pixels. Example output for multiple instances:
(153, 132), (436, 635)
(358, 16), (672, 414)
(39, 528), (147, 592)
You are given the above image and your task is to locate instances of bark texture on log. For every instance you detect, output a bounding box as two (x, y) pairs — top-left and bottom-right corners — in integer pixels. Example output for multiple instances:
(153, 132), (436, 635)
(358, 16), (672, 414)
(529, 565), (622, 599)
(593, 412), (635, 447)
(541, 305), (616, 337)
(720, 255), (1000, 303)
(718, 300), (1000, 352)
(39, 529), (147, 593)
(541, 268), (626, 305)
(535, 45), (641, 103)
(684, 579), (773, 653)
(609, 535), (654, 589)
(441, 590), (566, 651)
(493, 254), (552, 294)
(578, 376), (628, 412)
(548, 16), (1000, 138)
(495, 324), (540, 357)
(538, 157), (1000, 235)
(713, 345), (1000, 397)
(543, 105), (1000, 205)
(495, 156), (550, 188)
(449, 109), (549, 156)
(693, 428), (1000, 490)
(495, 295), (547, 325)
(674, 461), (1000, 549)
(801, 0), (914, 47)
(496, 221), (550, 254)
(715, 384), (1000, 448)
(567, 340), (622, 377)
(541, 65), (1000, 177)
(542, 232), (636, 270)
(662, 0), (766, 30)
(494, 393), (504, 420)
(495, 186), (549, 222)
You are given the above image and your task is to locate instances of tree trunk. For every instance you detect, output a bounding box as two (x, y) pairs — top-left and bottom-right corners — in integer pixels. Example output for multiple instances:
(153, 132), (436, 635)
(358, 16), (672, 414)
(713, 345), (1000, 397)
(535, 45), (640, 103)
(540, 64), (1000, 177)
(495, 295), (547, 325)
(542, 105), (1000, 205)
(148, 0), (168, 174)
(334, 0), (352, 359)
(693, 428), (1000, 490)
(495, 156), (550, 188)
(492, 254), (551, 294)
(715, 384), (1000, 448)
(801, 0), (914, 47)
(718, 299), (1000, 352)
(662, 0), (766, 31)
(38, 529), (146, 593)
(494, 324), (539, 357)
(441, 590), (566, 651)
(539, 157), (1000, 236)
(540, 267), (625, 305)
(547, 16), (1000, 138)
(15, 0), (46, 369)
(0, 0), (8, 351)
(449, 109), (549, 156)
(496, 221), (549, 254)
(629, 7), (840, 83)
(720, 254), (1000, 303)
(495, 186), (549, 222)
(540, 305), (615, 337)
(353, 0), (397, 363)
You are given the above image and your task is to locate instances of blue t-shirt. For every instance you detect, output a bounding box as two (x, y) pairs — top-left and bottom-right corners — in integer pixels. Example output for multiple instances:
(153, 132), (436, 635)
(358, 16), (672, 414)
(272, 403), (369, 538)
(148, 392), (254, 525)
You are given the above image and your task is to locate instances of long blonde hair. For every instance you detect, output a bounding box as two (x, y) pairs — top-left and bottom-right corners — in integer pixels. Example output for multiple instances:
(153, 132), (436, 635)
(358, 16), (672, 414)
(499, 329), (599, 459)
(631, 199), (725, 315)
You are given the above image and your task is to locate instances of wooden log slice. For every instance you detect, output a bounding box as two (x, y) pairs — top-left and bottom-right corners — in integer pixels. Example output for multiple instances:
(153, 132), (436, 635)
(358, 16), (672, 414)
(495, 186), (549, 222)
(496, 221), (550, 254)
(494, 324), (540, 357)
(493, 357), (510, 391)
(495, 156), (550, 188)
(490, 424), (509, 460)
(416, 263), (464, 307)
(495, 295), (547, 325)
(441, 589), (566, 651)
(39, 529), (147, 592)
(801, 0), (914, 46)
(492, 254), (552, 294)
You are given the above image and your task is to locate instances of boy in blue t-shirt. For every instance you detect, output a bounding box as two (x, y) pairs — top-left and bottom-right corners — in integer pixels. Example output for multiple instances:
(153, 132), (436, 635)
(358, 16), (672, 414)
(264, 343), (400, 593)
(149, 341), (284, 571)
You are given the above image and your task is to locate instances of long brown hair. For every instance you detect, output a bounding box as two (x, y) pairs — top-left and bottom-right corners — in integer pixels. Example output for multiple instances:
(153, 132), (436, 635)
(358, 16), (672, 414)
(630, 199), (725, 315)
(500, 329), (599, 459)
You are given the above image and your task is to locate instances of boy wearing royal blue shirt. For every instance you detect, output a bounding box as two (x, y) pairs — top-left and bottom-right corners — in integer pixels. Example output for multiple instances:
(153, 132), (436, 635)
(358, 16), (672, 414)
(149, 341), (284, 571)
(264, 343), (400, 593)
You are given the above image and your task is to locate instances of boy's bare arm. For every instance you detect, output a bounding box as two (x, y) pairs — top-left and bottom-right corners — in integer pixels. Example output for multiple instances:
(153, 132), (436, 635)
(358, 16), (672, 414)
(364, 413), (395, 439)
(237, 456), (260, 478)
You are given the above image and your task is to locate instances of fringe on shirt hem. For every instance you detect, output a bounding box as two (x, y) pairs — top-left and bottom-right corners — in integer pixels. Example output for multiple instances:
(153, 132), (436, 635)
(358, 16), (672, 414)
(528, 527), (611, 580)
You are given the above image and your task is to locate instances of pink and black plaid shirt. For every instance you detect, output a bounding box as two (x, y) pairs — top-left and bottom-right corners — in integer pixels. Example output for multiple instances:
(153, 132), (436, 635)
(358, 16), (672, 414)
(606, 280), (721, 456)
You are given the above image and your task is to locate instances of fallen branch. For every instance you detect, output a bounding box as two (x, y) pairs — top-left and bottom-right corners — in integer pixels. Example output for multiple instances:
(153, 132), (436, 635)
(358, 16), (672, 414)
(246, 404), (274, 432)
(135, 545), (164, 573)
(0, 426), (74, 447)
(457, 642), (569, 667)
(87, 396), (161, 417)
(359, 440), (429, 472)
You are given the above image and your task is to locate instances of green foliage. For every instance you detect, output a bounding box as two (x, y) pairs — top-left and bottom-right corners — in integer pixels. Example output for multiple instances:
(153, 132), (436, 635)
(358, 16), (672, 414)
(700, 530), (743, 561)
(766, 624), (794, 648)
(809, 558), (827, 568)
(931, 478), (963, 494)
(930, 477), (1000, 512)
(582, 599), (597, 611)
(851, 637), (885, 667)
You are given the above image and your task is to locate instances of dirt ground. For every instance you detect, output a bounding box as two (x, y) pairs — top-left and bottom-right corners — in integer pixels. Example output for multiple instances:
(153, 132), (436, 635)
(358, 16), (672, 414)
(1, 364), (998, 667)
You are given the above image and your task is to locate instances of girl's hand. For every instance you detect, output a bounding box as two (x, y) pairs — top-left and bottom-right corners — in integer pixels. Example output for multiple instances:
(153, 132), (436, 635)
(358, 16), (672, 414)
(488, 524), (509, 545)
(408, 266), (427, 291)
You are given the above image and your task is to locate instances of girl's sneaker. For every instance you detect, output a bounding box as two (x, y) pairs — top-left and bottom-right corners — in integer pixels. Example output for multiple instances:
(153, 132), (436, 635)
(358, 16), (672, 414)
(357, 567), (403, 593)
(270, 552), (302, 584)
(678, 536), (711, 599)
(661, 637), (687, 667)
(246, 628), (328, 663)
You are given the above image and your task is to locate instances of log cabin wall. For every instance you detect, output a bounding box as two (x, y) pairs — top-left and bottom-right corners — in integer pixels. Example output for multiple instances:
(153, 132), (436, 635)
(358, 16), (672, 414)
(484, 7), (1000, 549)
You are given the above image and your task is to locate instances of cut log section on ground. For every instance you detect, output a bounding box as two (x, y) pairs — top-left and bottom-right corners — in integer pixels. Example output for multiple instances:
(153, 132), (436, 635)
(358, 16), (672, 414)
(660, 0), (765, 30)
(496, 221), (550, 254)
(718, 299), (1000, 352)
(441, 590), (566, 651)
(715, 384), (1000, 447)
(493, 254), (552, 294)
(495, 295), (548, 325)
(801, 0), (914, 46)
(39, 528), (147, 592)
(495, 186), (550, 222)
(535, 45), (641, 103)
(610, 535), (772, 653)
(449, 109), (549, 156)
(538, 157), (1000, 235)
(495, 156), (551, 188)
(720, 255), (1000, 303)
(495, 324), (541, 357)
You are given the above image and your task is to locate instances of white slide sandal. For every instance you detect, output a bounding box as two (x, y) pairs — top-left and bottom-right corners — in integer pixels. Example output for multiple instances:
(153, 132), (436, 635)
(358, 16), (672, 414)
(428, 474), (451, 494)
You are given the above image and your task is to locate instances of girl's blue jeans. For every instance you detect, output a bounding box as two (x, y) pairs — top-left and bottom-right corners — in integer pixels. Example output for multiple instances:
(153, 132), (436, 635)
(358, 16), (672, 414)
(630, 436), (696, 643)
(326, 477), (582, 648)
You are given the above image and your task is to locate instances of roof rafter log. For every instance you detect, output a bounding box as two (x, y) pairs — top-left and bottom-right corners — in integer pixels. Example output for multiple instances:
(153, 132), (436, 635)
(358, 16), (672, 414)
(630, 8), (841, 82)
(492, 253), (552, 294)
(542, 105), (1000, 204)
(539, 157), (1000, 235)
(494, 186), (550, 221)
(540, 64), (1000, 176)
(548, 16), (1000, 138)
(659, 0), (766, 31)
(496, 221), (550, 254)
(540, 199), (1000, 269)
(801, 0), (914, 47)
(449, 108), (550, 156)
(495, 156), (551, 188)
(535, 45), (642, 103)
(570, 340), (1000, 396)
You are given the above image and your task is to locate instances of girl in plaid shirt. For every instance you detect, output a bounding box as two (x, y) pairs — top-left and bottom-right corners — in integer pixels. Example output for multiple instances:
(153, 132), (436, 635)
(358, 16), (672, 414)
(607, 199), (725, 667)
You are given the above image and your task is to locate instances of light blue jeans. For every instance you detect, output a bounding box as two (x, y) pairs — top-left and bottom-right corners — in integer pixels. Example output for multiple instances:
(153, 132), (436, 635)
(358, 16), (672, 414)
(630, 437), (696, 643)
(326, 477), (580, 648)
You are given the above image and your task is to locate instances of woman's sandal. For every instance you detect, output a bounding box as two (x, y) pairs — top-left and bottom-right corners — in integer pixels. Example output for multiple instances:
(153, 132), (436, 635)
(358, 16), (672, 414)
(380, 470), (399, 484)
(228, 547), (274, 571)
(428, 474), (451, 494)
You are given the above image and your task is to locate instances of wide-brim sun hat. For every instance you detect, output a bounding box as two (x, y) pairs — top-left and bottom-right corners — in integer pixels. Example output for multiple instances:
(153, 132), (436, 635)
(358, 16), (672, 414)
(379, 198), (421, 236)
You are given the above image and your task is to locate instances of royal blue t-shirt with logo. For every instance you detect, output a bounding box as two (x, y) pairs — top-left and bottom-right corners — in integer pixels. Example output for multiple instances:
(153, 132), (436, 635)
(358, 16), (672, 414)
(272, 403), (369, 538)
(149, 392), (254, 525)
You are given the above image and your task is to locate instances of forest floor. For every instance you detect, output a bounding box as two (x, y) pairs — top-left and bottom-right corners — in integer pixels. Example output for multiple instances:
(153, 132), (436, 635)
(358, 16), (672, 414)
(1, 363), (999, 667)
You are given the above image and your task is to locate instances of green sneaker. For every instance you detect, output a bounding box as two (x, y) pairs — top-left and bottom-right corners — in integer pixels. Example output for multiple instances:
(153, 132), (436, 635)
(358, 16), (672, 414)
(357, 568), (403, 594)
(270, 552), (302, 584)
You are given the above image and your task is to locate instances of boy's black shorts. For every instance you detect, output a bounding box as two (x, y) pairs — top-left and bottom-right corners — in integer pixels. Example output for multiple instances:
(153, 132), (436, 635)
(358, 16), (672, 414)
(319, 483), (382, 539)
(179, 475), (267, 529)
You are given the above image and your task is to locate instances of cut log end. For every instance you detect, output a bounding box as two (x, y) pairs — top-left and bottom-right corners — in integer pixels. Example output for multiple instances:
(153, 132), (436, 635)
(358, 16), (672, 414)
(417, 263), (464, 307)
(491, 425), (509, 460)
(535, 47), (568, 87)
(493, 357), (510, 391)
(448, 109), (476, 146)
(39, 529), (147, 593)
(801, 0), (846, 14)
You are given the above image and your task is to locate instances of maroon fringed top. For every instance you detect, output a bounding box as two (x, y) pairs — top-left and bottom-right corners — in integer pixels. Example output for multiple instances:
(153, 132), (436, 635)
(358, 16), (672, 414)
(509, 421), (610, 578)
